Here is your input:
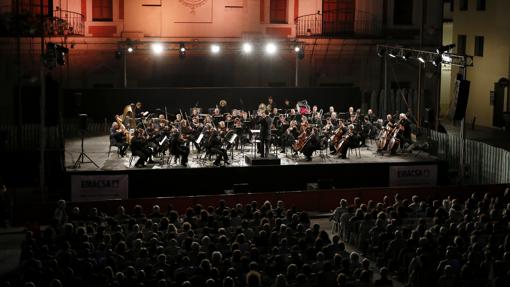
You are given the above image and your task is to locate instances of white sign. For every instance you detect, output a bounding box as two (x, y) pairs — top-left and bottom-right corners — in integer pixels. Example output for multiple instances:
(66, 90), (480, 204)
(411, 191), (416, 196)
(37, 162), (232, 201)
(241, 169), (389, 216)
(71, 175), (128, 202)
(389, 165), (438, 187)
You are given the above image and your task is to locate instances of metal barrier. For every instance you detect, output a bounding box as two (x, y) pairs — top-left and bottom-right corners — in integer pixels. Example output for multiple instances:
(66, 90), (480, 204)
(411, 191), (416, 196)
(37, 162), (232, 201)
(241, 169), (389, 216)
(426, 129), (510, 184)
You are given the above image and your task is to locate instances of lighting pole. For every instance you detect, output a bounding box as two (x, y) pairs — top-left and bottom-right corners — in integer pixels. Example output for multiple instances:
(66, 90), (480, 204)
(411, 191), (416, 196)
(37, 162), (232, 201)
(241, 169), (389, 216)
(123, 49), (127, 88)
(295, 53), (299, 87)
(39, 0), (46, 201)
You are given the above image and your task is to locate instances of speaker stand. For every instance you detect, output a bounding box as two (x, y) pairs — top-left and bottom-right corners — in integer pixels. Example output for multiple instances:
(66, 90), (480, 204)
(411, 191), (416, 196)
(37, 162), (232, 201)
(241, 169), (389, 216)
(73, 132), (99, 169)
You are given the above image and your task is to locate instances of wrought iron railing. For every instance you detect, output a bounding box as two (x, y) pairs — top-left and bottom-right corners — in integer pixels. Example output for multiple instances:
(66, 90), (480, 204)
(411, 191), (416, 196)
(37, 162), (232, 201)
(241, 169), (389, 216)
(295, 9), (381, 38)
(45, 9), (85, 36)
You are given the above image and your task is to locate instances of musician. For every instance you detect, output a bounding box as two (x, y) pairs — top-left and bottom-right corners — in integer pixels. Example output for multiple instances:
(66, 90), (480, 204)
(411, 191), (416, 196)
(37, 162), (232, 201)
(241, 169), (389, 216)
(348, 106), (354, 117)
(367, 109), (377, 123)
(330, 112), (339, 127)
(398, 113), (412, 147)
(110, 122), (129, 157)
(383, 114), (394, 127)
(302, 127), (320, 161)
(311, 112), (323, 127)
(170, 131), (190, 167)
(338, 125), (354, 159)
(282, 99), (292, 113)
(267, 96), (275, 112)
(134, 102), (144, 118)
(212, 108), (223, 125)
(218, 100), (229, 114)
(257, 110), (273, 158)
(130, 129), (154, 168)
(324, 106), (335, 117)
(207, 128), (230, 166)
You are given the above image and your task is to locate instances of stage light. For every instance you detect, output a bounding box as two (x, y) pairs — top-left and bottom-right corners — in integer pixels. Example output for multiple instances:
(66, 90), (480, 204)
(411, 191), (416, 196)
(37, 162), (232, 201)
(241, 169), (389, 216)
(401, 51), (411, 60)
(151, 43), (164, 54)
(265, 42), (277, 55)
(388, 50), (397, 58)
(294, 46), (300, 53)
(441, 54), (452, 64)
(432, 56), (442, 66)
(210, 44), (221, 54)
(242, 42), (253, 54)
(179, 43), (186, 59)
(377, 47), (386, 57)
(295, 45), (305, 60)
(436, 44), (456, 54)
(127, 47), (134, 53)
(417, 55), (426, 63)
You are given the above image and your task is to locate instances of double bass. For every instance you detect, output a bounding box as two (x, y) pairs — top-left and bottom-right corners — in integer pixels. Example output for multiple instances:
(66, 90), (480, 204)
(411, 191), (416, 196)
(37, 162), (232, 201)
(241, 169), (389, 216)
(387, 120), (403, 154)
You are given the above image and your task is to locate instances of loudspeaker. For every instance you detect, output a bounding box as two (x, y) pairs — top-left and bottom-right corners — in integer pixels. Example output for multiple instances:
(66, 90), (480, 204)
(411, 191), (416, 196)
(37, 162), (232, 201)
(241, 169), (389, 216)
(78, 114), (88, 131)
(449, 80), (470, 121)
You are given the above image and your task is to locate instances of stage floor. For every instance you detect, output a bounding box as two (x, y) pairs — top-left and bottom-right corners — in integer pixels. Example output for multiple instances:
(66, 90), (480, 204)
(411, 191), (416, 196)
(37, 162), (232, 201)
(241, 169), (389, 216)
(64, 135), (437, 171)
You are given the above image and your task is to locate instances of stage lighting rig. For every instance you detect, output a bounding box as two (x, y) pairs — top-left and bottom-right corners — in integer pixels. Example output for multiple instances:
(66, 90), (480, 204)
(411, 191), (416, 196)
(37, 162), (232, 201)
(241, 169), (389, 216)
(417, 54), (426, 64)
(294, 45), (305, 60)
(377, 47), (386, 57)
(388, 49), (397, 58)
(210, 44), (221, 54)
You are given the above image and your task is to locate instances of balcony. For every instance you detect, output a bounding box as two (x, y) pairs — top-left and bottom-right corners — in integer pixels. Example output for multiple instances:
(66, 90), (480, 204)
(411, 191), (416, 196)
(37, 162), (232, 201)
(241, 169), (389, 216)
(295, 9), (381, 38)
(46, 9), (85, 36)
(0, 9), (84, 37)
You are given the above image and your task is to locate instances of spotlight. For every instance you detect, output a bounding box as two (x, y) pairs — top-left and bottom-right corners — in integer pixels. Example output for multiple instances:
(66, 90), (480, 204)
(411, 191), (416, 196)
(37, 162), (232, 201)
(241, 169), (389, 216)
(436, 44), (456, 54)
(127, 47), (134, 53)
(294, 45), (305, 60)
(388, 50), (397, 58)
(242, 42), (253, 54)
(265, 42), (277, 55)
(179, 43), (186, 59)
(417, 55), (426, 63)
(432, 56), (442, 66)
(210, 44), (221, 54)
(377, 47), (386, 57)
(151, 43), (164, 54)
(401, 51), (411, 60)
(441, 54), (452, 64)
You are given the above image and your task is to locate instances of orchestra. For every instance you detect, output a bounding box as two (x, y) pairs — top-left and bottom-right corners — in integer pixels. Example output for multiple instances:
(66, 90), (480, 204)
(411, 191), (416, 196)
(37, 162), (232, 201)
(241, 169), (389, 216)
(110, 99), (415, 168)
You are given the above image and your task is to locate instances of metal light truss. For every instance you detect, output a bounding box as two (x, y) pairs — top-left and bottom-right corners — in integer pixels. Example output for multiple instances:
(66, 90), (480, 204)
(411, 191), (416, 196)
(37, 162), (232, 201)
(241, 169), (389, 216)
(117, 39), (306, 54)
(376, 44), (473, 67)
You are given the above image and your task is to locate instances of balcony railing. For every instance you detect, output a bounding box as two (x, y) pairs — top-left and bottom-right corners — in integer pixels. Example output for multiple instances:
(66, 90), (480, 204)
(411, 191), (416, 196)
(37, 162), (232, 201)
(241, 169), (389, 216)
(295, 9), (381, 38)
(45, 9), (85, 36)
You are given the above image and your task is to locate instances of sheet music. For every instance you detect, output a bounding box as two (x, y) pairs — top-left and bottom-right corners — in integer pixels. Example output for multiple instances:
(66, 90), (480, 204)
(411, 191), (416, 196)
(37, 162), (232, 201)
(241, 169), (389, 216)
(250, 130), (260, 133)
(229, 134), (237, 144)
(159, 136), (167, 146)
(196, 133), (204, 144)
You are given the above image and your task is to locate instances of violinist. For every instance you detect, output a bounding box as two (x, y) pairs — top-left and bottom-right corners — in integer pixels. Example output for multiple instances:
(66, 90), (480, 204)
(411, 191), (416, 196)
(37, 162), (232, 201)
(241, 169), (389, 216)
(110, 121), (129, 157)
(330, 112), (339, 127)
(174, 114), (183, 125)
(207, 127), (230, 166)
(212, 108), (223, 125)
(170, 129), (190, 167)
(311, 112), (323, 127)
(367, 109), (377, 123)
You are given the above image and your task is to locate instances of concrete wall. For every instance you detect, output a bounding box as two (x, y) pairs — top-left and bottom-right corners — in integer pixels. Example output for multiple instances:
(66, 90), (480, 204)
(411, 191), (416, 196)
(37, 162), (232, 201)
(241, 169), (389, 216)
(450, 0), (510, 127)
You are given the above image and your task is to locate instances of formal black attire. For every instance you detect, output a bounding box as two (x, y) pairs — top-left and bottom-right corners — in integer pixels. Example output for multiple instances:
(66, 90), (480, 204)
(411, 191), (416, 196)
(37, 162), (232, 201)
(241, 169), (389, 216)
(130, 136), (152, 167)
(170, 133), (190, 166)
(110, 127), (128, 156)
(207, 132), (229, 166)
(257, 115), (273, 157)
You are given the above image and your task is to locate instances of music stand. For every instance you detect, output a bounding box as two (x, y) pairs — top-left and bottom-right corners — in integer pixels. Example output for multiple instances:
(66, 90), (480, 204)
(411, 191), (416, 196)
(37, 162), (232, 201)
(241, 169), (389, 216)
(73, 114), (99, 169)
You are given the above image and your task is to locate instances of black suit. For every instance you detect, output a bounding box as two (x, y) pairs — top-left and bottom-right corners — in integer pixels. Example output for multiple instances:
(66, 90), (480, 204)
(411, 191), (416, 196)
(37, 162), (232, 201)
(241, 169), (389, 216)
(257, 115), (273, 157)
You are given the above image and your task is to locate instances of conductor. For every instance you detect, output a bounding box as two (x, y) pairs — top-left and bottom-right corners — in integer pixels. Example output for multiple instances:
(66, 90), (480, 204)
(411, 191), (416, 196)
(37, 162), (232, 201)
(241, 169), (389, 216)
(257, 109), (273, 157)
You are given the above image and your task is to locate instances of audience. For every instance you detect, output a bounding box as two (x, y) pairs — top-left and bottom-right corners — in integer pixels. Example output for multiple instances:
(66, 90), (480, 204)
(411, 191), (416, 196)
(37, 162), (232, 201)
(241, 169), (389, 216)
(7, 187), (510, 287)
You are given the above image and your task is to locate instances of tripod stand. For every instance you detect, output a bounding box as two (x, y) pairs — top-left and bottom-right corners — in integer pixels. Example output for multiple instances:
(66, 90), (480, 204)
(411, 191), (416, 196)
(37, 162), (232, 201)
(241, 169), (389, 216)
(73, 130), (99, 169)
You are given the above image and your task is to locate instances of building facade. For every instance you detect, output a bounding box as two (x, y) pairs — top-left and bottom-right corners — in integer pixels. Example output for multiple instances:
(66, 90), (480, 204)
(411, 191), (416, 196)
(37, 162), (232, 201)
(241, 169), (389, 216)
(0, 0), (443, 124)
(442, 0), (510, 127)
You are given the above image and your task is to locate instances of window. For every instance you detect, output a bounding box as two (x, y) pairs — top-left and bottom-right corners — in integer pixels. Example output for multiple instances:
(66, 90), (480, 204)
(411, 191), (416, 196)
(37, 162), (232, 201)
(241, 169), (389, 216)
(459, 0), (468, 11)
(457, 34), (466, 55)
(477, 0), (486, 11)
(393, 0), (413, 25)
(270, 0), (288, 24)
(475, 36), (484, 56)
(92, 0), (113, 21)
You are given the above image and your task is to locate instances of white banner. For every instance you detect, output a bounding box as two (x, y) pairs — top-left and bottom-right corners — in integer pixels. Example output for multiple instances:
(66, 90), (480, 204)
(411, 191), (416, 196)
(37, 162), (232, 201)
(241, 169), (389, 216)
(71, 175), (128, 202)
(389, 165), (438, 187)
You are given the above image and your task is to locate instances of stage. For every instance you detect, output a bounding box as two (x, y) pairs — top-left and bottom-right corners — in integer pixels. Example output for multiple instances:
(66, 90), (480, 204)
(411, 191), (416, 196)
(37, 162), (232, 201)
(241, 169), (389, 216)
(64, 135), (448, 200)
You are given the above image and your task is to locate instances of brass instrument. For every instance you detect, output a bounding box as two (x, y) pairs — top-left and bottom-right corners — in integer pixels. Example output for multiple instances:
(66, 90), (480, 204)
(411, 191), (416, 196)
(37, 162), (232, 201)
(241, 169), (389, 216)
(121, 104), (137, 130)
